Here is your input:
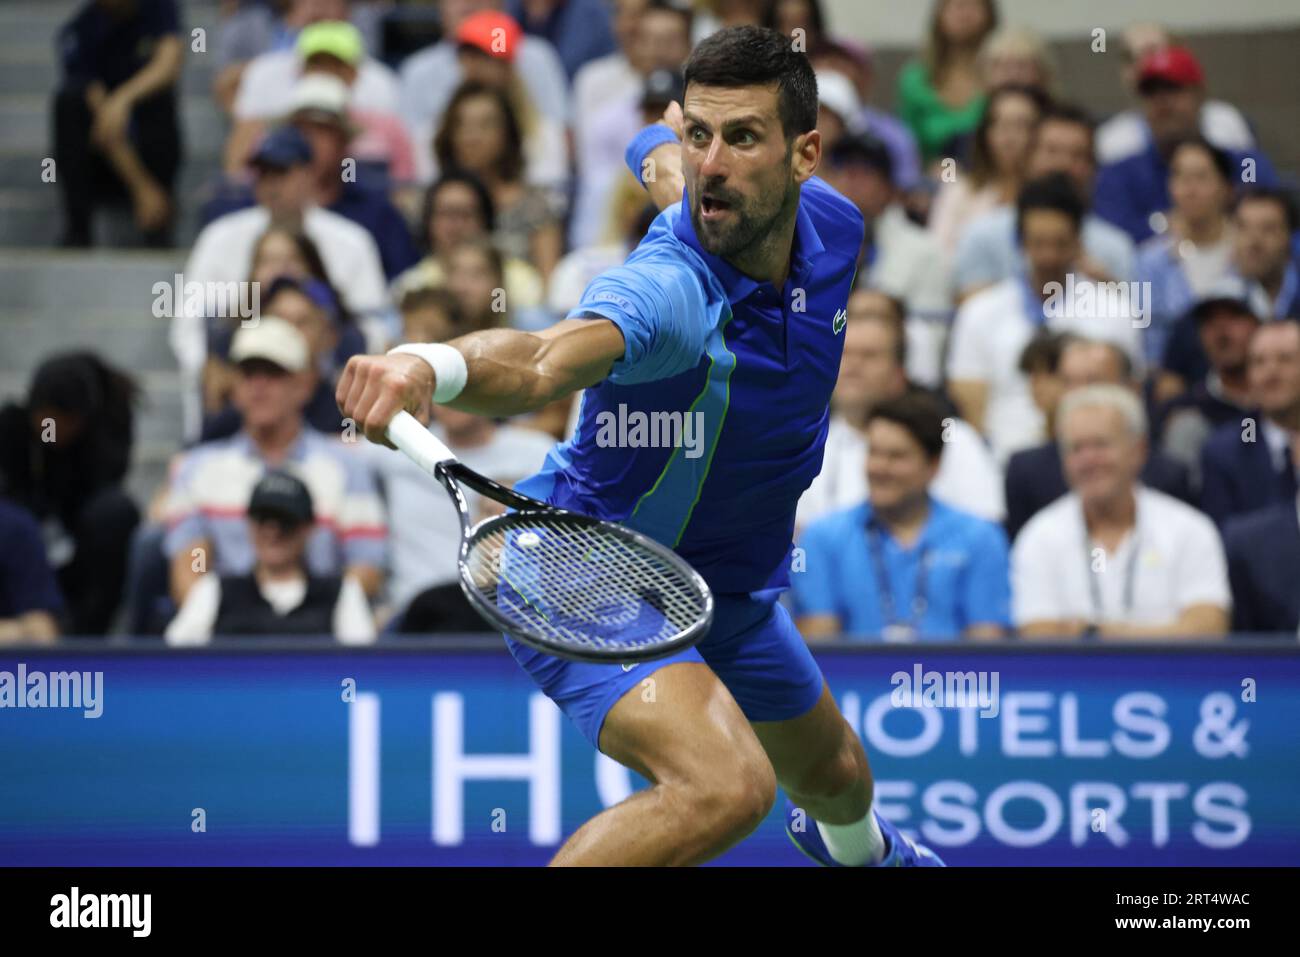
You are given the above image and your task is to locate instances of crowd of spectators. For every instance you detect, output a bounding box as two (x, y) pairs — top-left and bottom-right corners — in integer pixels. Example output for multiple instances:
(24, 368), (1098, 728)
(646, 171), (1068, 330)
(3, 0), (1298, 644)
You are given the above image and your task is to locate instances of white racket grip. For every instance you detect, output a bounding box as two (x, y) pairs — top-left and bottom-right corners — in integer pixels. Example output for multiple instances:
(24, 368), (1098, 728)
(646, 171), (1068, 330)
(385, 411), (458, 477)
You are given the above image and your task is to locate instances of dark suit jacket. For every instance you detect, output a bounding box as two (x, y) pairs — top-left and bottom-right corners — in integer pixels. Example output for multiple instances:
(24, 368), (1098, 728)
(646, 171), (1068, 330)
(1224, 501), (1300, 634)
(1200, 421), (1297, 527)
(1004, 442), (1194, 541)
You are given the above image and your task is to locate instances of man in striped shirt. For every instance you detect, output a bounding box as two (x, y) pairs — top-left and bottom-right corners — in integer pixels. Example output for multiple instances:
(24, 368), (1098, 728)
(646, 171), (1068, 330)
(163, 318), (386, 607)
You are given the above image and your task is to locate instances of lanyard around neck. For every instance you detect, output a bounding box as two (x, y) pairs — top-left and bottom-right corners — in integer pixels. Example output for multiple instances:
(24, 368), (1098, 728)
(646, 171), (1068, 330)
(867, 516), (929, 631)
(1084, 530), (1141, 624)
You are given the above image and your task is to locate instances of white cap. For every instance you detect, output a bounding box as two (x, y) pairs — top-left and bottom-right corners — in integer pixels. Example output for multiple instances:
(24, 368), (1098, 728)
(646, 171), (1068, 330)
(816, 69), (861, 124)
(288, 72), (351, 125)
(230, 316), (310, 373)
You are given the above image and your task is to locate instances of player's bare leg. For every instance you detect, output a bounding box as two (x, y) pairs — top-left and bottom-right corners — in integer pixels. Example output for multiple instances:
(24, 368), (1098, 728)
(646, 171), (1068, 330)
(757, 682), (944, 865)
(751, 683), (872, 824)
(548, 662), (776, 866)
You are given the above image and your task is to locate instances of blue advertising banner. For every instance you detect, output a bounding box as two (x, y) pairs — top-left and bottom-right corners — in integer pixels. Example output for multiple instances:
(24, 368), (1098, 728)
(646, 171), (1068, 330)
(1, 643), (1297, 866)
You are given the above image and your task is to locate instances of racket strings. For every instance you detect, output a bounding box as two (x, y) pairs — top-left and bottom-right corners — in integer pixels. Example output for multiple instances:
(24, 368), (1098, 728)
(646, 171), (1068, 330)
(464, 517), (707, 652)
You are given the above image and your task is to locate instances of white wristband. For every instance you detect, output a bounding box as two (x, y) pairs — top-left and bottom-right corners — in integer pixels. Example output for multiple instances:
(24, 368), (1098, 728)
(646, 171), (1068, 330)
(388, 342), (468, 404)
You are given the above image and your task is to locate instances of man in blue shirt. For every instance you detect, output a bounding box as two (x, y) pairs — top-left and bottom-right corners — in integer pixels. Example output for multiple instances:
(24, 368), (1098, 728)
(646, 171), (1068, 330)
(793, 392), (1010, 641)
(338, 27), (943, 868)
(1093, 46), (1277, 245)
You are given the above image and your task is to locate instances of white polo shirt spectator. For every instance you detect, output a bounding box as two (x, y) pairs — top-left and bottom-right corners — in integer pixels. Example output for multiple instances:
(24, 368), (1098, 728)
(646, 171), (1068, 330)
(1013, 485), (1229, 631)
(946, 275), (1145, 463)
(797, 414), (1004, 528)
(1011, 385), (1229, 636)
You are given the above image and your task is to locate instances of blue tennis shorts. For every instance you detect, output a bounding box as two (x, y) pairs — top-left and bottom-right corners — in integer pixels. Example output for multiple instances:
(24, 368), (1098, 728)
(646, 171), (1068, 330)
(503, 589), (825, 750)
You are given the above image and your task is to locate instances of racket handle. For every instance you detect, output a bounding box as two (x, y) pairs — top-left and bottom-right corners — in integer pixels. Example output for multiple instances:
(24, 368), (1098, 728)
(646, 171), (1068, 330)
(385, 410), (458, 476)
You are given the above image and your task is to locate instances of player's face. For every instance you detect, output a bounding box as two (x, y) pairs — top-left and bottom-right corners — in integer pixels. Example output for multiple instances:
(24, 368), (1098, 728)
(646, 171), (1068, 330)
(682, 83), (812, 260)
(1247, 324), (1300, 416)
(865, 419), (937, 512)
(1060, 406), (1144, 505)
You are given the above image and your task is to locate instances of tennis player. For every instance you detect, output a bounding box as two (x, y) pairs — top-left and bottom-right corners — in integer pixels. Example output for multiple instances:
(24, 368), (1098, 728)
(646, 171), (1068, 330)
(337, 26), (943, 867)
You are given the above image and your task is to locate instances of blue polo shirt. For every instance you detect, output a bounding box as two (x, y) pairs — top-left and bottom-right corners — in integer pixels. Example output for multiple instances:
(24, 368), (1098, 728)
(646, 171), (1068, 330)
(790, 498), (1011, 641)
(1094, 137), (1278, 244)
(516, 177), (864, 594)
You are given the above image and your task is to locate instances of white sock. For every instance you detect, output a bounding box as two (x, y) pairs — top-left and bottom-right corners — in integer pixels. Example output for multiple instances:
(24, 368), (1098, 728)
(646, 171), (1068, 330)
(816, 808), (886, 866)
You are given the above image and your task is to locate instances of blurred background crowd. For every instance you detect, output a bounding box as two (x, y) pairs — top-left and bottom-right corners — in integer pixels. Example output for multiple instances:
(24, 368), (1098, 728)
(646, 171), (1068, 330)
(1, 0), (1298, 644)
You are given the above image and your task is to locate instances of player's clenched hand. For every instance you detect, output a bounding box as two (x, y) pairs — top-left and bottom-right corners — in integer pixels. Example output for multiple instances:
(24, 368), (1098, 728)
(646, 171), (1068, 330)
(335, 353), (435, 447)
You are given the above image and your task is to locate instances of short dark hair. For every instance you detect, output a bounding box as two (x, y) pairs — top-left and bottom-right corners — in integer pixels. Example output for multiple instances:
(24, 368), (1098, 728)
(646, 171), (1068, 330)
(1018, 329), (1069, 375)
(683, 25), (818, 140)
(827, 131), (894, 183)
(866, 391), (947, 461)
(1015, 172), (1085, 241)
(1234, 186), (1300, 233)
(1035, 101), (1095, 151)
(1168, 134), (1233, 185)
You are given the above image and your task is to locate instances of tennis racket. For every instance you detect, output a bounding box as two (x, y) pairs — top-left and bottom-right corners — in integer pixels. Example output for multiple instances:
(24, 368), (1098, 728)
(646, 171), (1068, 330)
(385, 411), (714, 663)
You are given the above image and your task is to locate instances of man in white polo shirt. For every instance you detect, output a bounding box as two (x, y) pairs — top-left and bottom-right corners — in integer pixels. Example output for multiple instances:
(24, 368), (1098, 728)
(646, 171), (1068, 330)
(946, 173), (1146, 465)
(1012, 384), (1229, 638)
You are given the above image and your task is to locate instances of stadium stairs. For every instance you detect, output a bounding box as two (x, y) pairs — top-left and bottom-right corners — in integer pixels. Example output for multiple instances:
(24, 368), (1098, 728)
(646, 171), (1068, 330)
(0, 0), (227, 505)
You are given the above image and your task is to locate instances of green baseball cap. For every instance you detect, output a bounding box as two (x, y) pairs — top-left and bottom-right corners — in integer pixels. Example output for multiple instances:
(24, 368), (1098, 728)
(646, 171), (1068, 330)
(297, 20), (364, 65)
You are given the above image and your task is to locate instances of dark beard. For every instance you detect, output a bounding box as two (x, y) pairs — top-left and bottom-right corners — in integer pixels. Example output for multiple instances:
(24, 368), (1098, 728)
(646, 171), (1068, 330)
(690, 180), (796, 260)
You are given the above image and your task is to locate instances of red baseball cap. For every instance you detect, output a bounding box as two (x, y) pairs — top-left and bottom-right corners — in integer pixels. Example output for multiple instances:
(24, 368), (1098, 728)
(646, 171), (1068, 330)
(1137, 45), (1205, 92)
(455, 11), (522, 63)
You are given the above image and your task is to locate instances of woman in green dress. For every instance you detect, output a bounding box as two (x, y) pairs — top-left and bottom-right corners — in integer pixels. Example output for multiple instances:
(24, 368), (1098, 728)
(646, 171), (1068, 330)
(897, 0), (999, 166)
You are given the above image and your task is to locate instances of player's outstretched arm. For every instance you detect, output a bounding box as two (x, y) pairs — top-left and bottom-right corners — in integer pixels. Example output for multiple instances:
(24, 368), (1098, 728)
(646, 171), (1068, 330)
(336, 318), (626, 446)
